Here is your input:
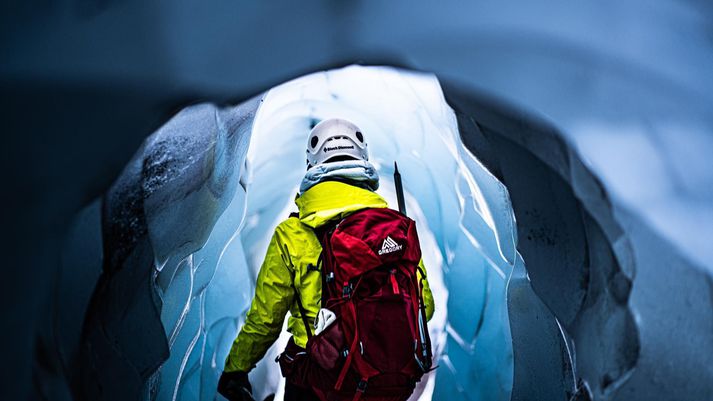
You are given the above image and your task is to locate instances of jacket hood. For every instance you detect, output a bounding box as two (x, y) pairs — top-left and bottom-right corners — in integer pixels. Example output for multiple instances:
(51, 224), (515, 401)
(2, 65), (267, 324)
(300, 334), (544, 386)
(295, 181), (388, 228)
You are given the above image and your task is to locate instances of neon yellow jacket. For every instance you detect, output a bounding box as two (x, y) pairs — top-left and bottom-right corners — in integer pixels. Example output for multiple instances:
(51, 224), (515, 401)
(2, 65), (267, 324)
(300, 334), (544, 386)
(224, 181), (435, 373)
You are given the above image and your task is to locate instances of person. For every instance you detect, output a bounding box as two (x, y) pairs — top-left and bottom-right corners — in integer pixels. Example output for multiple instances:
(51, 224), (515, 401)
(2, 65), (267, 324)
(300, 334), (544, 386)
(218, 118), (435, 401)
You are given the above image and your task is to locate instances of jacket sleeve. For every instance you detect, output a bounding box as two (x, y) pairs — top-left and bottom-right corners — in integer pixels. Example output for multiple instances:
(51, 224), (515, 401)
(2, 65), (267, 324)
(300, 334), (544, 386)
(223, 226), (294, 373)
(418, 260), (435, 321)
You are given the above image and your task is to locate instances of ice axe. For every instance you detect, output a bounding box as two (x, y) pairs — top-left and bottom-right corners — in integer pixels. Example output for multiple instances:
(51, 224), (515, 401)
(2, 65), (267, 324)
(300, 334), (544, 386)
(393, 161), (407, 216)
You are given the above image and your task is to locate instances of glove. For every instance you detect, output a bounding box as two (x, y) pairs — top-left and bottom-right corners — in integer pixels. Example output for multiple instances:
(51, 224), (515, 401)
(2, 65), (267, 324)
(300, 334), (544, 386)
(217, 371), (255, 401)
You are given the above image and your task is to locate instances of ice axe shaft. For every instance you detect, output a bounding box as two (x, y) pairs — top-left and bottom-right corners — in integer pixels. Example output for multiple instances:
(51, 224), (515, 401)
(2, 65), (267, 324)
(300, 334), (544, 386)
(394, 161), (407, 216)
(394, 162), (429, 367)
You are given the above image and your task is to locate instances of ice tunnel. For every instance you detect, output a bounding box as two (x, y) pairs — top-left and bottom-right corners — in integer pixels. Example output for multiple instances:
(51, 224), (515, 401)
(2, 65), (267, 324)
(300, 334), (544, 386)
(51, 61), (711, 401)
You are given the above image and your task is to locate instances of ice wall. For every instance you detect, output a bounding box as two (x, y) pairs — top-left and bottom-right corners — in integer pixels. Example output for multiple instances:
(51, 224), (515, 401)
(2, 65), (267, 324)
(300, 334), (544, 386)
(76, 98), (260, 401)
(443, 73), (713, 400)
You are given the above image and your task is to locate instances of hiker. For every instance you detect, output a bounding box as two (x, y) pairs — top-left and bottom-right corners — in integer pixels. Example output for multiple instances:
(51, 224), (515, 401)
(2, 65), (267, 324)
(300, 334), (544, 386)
(218, 118), (435, 401)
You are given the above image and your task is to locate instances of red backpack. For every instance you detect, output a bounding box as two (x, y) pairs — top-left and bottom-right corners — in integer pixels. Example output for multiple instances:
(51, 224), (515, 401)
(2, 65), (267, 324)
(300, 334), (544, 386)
(281, 207), (433, 401)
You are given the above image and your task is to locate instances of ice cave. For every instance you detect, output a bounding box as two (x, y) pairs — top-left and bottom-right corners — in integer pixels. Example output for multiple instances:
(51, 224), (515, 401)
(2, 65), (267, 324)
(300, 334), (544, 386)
(5, 3), (713, 401)
(50, 62), (712, 401)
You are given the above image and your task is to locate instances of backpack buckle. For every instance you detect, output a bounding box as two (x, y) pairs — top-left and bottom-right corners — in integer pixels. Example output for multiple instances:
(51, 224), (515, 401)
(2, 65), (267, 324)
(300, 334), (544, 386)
(356, 379), (368, 392)
(342, 282), (352, 298)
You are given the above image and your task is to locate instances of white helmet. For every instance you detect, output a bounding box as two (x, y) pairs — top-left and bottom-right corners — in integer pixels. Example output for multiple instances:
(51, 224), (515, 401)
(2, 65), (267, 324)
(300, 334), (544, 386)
(306, 118), (368, 169)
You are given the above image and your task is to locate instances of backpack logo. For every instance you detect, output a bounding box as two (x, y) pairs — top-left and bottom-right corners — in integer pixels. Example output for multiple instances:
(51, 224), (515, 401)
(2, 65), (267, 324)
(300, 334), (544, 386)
(378, 235), (403, 255)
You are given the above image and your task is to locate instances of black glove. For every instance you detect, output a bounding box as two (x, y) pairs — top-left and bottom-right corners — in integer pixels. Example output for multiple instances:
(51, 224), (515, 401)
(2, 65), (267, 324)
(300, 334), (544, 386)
(217, 371), (254, 401)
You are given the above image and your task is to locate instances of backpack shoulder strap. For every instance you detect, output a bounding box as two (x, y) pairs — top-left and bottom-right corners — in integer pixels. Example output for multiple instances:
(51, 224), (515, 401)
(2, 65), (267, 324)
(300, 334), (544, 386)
(292, 282), (313, 341)
(285, 211), (314, 340)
